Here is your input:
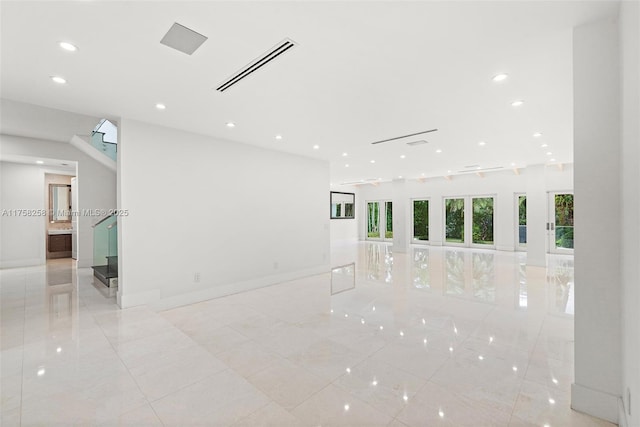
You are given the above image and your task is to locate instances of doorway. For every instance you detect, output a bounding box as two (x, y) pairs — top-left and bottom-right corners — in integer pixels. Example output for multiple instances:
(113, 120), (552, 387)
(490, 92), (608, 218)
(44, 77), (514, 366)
(366, 200), (393, 241)
(444, 196), (496, 248)
(548, 192), (574, 254)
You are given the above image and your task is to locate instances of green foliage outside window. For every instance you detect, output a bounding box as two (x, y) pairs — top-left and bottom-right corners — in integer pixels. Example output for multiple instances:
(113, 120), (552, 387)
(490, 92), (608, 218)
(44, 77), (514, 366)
(472, 198), (494, 245)
(413, 200), (429, 241)
(445, 198), (465, 242)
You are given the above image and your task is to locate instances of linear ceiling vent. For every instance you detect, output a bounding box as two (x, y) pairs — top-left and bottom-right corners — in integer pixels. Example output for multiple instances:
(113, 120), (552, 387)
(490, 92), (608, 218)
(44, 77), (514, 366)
(160, 22), (208, 55)
(456, 166), (504, 174)
(216, 38), (296, 92)
(371, 129), (438, 145)
(406, 140), (429, 146)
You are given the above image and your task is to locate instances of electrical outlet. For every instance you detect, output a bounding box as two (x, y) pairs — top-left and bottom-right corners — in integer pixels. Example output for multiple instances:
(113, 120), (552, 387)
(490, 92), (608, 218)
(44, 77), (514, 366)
(194, 272), (200, 283)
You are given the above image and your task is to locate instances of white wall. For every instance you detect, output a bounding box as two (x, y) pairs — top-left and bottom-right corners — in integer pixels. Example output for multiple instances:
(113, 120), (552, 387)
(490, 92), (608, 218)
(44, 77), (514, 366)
(330, 185), (358, 246)
(117, 119), (330, 310)
(356, 166), (572, 258)
(572, 17), (622, 424)
(620, 2), (640, 426)
(0, 134), (116, 268)
(0, 98), (102, 143)
(0, 162), (47, 267)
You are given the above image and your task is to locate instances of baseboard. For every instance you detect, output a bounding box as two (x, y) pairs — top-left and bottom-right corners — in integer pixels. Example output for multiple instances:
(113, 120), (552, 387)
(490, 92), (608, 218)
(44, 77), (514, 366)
(117, 288), (160, 309)
(117, 264), (330, 311)
(0, 257), (44, 269)
(571, 383), (619, 424)
(619, 397), (629, 427)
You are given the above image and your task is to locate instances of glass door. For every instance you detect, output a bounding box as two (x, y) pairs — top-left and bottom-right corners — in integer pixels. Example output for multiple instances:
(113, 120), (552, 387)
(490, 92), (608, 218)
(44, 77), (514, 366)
(366, 201), (381, 240)
(367, 201), (392, 241)
(412, 199), (430, 243)
(471, 197), (495, 247)
(516, 194), (527, 250)
(444, 198), (465, 246)
(384, 201), (393, 240)
(548, 193), (574, 254)
(444, 196), (496, 248)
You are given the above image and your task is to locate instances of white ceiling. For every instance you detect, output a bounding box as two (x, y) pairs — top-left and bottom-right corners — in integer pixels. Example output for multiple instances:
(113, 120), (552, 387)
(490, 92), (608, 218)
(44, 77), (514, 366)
(0, 1), (619, 184)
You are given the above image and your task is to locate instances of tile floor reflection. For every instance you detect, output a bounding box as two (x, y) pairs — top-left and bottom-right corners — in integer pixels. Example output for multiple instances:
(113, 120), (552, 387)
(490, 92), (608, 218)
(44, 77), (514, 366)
(0, 245), (613, 426)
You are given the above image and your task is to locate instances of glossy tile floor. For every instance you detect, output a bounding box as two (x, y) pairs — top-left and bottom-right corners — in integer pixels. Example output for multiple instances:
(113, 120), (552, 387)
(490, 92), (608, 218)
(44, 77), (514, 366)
(0, 244), (615, 426)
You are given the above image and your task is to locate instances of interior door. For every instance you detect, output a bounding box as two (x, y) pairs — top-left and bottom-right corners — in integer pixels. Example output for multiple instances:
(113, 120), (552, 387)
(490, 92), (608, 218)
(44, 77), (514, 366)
(548, 192), (574, 254)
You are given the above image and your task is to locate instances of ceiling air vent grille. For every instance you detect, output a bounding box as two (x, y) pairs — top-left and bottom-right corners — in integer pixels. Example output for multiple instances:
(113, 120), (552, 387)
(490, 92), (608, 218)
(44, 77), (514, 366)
(456, 166), (504, 174)
(216, 39), (296, 92)
(406, 140), (429, 146)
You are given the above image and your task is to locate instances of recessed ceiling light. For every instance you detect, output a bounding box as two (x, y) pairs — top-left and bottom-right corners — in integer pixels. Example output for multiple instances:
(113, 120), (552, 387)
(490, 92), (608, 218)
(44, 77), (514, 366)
(511, 162), (516, 166)
(400, 154), (406, 159)
(546, 152), (553, 156)
(345, 164), (349, 168)
(313, 145), (319, 150)
(398, 175), (403, 179)
(342, 152), (348, 157)
(541, 143), (548, 148)
(59, 41), (78, 52)
(370, 160), (375, 164)
(511, 100), (524, 107)
(478, 141), (486, 146)
(50, 76), (66, 84)
(435, 149), (442, 153)
(492, 73), (508, 82)
(550, 158), (556, 162)
(36, 160), (44, 164)
(447, 170), (452, 174)
(155, 103), (166, 110)
(533, 132), (543, 137)
(226, 122), (235, 128)
(275, 134), (282, 140)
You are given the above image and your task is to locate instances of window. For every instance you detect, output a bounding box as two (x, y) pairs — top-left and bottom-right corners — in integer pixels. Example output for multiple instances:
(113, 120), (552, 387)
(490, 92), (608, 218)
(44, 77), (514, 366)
(445, 198), (465, 243)
(412, 199), (429, 242)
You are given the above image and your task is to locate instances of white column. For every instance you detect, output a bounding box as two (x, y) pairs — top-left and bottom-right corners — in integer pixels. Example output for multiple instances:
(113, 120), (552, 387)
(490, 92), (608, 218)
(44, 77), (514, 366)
(571, 17), (622, 423)
(525, 165), (546, 267)
(392, 179), (408, 253)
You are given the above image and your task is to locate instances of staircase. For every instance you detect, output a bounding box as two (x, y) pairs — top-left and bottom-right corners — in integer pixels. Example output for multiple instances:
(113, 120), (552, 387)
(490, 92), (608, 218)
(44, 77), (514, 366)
(86, 119), (119, 287)
(91, 214), (118, 287)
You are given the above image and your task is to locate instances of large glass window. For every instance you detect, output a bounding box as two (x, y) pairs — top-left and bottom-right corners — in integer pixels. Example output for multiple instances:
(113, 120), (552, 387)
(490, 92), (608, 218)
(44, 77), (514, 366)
(472, 197), (494, 245)
(385, 201), (393, 239)
(367, 202), (380, 238)
(413, 200), (429, 242)
(445, 198), (465, 243)
(518, 195), (527, 247)
(554, 194), (574, 250)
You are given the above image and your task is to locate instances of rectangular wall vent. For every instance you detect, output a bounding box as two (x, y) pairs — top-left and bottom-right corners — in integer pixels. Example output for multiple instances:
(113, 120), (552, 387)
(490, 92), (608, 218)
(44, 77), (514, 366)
(216, 39), (296, 92)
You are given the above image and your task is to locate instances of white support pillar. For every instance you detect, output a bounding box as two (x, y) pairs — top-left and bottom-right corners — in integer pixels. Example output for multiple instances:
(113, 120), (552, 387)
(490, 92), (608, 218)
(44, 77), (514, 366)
(392, 179), (408, 253)
(525, 165), (547, 267)
(571, 17), (622, 424)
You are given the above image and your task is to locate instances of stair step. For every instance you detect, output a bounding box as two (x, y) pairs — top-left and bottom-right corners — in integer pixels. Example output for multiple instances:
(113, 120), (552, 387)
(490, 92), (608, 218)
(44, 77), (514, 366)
(92, 265), (118, 288)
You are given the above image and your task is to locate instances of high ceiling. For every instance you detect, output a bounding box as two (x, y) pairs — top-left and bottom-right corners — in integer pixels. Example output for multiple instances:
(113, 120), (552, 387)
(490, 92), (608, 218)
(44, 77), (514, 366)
(0, 1), (619, 184)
